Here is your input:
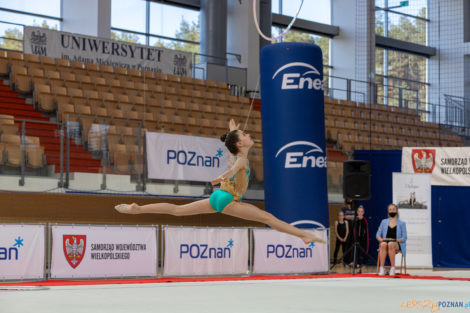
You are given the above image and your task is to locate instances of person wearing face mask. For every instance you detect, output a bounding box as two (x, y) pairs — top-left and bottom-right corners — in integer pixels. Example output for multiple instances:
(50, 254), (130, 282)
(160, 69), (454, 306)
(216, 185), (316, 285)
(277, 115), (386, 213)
(376, 203), (407, 276)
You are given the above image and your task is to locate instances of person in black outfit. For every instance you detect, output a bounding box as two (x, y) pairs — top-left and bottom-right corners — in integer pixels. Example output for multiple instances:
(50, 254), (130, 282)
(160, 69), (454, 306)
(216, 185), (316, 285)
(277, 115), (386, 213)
(333, 211), (349, 264)
(341, 199), (356, 263)
(353, 205), (369, 268)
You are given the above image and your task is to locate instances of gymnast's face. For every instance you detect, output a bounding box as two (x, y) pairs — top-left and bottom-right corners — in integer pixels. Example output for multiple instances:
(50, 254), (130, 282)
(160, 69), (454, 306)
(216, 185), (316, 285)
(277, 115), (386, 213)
(237, 130), (254, 148)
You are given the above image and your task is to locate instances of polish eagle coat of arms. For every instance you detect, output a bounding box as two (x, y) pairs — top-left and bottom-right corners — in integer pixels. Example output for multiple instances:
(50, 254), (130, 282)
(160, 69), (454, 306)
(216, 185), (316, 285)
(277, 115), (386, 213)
(412, 149), (436, 173)
(63, 235), (86, 269)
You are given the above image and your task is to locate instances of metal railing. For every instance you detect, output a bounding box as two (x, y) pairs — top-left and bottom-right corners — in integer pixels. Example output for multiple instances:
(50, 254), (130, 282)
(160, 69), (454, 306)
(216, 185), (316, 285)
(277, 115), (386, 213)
(63, 114), (145, 191)
(0, 115), (59, 186)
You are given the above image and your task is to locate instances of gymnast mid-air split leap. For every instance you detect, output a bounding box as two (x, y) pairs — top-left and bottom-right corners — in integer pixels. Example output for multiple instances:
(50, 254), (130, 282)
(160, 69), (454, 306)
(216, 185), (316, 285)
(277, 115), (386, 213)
(115, 119), (325, 245)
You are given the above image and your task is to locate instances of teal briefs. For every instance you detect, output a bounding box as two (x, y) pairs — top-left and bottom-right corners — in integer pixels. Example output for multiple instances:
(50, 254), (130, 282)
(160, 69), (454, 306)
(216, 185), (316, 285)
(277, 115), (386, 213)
(209, 189), (234, 213)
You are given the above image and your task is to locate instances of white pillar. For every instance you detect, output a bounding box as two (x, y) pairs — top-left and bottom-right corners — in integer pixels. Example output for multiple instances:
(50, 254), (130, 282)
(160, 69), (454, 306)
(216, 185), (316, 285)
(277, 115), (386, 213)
(330, 0), (375, 103)
(62, 0), (111, 38)
(227, 0), (259, 91)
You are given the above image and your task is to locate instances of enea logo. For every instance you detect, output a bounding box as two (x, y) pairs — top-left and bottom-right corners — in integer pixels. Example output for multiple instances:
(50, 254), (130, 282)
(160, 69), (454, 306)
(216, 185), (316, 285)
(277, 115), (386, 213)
(0, 236), (24, 261)
(180, 239), (234, 259)
(275, 141), (327, 169)
(167, 148), (223, 168)
(272, 62), (324, 91)
(267, 243), (315, 259)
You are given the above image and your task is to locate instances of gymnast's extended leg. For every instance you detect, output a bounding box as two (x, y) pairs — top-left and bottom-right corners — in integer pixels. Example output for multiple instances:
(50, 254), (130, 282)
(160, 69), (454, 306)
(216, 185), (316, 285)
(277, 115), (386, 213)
(115, 199), (215, 216)
(222, 201), (325, 244)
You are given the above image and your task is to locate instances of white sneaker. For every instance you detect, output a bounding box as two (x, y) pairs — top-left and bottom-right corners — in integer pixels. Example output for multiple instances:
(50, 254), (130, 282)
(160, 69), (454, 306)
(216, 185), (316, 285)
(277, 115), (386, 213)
(378, 267), (386, 276)
(389, 267), (396, 276)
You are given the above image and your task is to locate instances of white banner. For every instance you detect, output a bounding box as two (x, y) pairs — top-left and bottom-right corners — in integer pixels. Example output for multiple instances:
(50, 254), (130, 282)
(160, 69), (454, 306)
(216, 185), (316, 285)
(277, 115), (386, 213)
(402, 147), (470, 186)
(51, 225), (157, 279)
(393, 173), (432, 268)
(253, 228), (328, 274)
(0, 224), (45, 280)
(24, 27), (192, 76)
(146, 132), (230, 182)
(163, 227), (248, 276)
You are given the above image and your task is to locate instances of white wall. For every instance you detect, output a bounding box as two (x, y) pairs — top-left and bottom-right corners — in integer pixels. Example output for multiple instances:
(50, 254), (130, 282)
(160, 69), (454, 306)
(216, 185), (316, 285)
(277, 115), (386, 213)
(330, 0), (374, 103)
(62, 0), (111, 38)
(227, 0), (259, 91)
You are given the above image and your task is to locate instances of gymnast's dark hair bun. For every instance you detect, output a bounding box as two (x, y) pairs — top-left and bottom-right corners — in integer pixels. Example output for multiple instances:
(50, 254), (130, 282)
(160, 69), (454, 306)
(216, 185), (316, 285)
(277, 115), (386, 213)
(220, 133), (228, 142)
(221, 130), (240, 154)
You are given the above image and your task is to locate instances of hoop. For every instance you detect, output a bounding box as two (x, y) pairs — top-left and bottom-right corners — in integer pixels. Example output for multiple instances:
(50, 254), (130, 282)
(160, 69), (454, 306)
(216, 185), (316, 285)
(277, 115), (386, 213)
(252, 0), (304, 42)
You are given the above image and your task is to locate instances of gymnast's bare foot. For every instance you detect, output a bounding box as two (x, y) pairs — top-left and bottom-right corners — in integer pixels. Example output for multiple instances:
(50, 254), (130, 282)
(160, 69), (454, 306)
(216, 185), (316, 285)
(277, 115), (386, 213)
(114, 203), (140, 214)
(302, 233), (326, 245)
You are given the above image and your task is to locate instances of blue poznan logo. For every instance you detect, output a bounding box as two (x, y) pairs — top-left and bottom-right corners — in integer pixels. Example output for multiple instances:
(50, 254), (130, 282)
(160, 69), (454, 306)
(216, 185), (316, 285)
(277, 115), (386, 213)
(275, 141), (327, 169)
(167, 149), (221, 168)
(0, 237), (24, 261)
(266, 243), (314, 259)
(180, 239), (234, 259)
(272, 62), (324, 91)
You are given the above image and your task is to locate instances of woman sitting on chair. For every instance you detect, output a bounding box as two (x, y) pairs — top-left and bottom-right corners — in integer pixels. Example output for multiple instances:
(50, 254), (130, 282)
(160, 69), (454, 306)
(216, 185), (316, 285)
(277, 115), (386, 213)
(376, 203), (407, 276)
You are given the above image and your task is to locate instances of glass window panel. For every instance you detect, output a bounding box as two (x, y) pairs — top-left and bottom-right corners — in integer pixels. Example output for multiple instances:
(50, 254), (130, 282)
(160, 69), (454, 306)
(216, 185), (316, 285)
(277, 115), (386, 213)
(0, 0), (61, 17)
(376, 0), (427, 19)
(272, 26), (330, 69)
(111, 30), (145, 45)
(275, 0), (331, 25)
(271, 0), (280, 14)
(375, 48), (427, 108)
(388, 49), (426, 83)
(149, 2), (199, 39)
(0, 12), (60, 29)
(0, 16), (59, 51)
(377, 11), (427, 45)
(149, 36), (199, 54)
(111, 0), (146, 32)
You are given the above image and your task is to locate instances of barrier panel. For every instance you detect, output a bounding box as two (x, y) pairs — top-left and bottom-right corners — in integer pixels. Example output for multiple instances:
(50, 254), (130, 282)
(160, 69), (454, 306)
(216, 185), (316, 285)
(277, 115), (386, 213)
(146, 132), (230, 182)
(252, 228), (329, 274)
(163, 226), (249, 276)
(50, 224), (158, 279)
(0, 223), (46, 280)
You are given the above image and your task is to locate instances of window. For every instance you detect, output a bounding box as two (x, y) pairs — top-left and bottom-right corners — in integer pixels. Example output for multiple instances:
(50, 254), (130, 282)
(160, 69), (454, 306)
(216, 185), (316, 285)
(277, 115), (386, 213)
(376, 47), (427, 108)
(0, 0), (60, 17)
(0, 0), (61, 51)
(272, 26), (330, 72)
(149, 2), (199, 53)
(272, 0), (331, 25)
(375, 0), (428, 45)
(111, 0), (199, 53)
(111, 0), (146, 33)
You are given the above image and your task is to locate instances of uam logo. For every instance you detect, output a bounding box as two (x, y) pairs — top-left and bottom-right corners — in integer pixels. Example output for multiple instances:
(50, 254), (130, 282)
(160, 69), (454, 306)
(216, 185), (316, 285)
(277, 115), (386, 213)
(275, 141), (327, 169)
(272, 62), (324, 91)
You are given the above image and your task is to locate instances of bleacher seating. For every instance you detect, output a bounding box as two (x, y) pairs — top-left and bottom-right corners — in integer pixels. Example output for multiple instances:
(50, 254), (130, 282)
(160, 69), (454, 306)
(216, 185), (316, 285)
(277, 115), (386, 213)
(0, 49), (465, 180)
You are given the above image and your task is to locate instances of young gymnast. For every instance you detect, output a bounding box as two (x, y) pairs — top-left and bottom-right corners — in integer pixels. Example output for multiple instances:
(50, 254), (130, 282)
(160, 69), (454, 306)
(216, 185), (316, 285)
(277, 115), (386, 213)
(115, 119), (325, 245)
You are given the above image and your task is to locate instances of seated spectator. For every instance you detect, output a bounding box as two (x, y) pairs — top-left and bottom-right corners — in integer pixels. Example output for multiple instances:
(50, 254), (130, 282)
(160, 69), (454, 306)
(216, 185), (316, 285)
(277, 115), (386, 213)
(376, 203), (407, 276)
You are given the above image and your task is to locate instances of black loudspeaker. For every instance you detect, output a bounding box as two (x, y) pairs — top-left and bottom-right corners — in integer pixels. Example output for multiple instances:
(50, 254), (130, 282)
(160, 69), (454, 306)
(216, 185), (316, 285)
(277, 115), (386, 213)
(343, 160), (371, 200)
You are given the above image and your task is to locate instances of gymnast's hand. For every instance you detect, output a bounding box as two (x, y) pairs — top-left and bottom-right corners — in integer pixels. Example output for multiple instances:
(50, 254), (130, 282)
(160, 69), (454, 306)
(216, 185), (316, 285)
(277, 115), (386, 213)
(229, 119), (240, 131)
(211, 177), (223, 186)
